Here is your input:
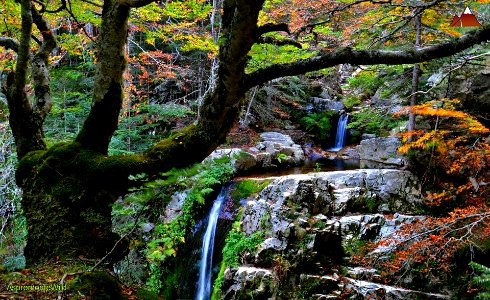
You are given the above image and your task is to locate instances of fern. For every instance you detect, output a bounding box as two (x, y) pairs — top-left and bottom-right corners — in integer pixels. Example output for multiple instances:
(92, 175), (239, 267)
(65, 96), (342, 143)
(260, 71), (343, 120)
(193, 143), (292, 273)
(471, 262), (490, 299)
(300, 111), (334, 140)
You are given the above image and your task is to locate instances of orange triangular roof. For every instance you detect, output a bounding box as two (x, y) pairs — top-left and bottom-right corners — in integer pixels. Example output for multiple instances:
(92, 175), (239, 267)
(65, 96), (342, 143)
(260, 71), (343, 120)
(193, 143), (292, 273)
(460, 13), (481, 27)
(451, 15), (461, 27)
(450, 7), (482, 27)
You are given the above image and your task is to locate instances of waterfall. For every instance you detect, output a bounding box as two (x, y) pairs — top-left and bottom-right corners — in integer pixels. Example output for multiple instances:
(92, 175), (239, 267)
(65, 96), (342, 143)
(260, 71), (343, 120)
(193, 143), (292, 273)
(330, 114), (349, 151)
(196, 189), (226, 300)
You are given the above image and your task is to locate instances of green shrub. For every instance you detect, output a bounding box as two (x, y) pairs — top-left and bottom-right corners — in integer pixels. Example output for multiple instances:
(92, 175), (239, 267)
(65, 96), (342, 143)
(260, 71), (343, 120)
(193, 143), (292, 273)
(230, 179), (270, 201)
(342, 95), (362, 110)
(347, 108), (399, 136)
(211, 218), (265, 298)
(471, 262), (490, 299)
(300, 111), (335, 140)
(345, 71), (382, 94)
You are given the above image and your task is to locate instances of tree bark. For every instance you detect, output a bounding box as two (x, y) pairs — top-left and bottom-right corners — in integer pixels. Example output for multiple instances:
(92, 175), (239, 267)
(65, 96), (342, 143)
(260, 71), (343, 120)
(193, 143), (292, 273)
(408, 11), (422, 138)
(75, 0), (130, 154)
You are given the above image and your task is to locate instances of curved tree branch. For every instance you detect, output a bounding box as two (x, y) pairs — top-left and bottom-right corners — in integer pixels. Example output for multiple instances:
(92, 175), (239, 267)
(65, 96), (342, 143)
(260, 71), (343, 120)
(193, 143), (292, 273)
(257, 36), (302, 48)
(0, 37), (19, 52)
(257, 23), (290, 36)
(245, 26), (490, 90)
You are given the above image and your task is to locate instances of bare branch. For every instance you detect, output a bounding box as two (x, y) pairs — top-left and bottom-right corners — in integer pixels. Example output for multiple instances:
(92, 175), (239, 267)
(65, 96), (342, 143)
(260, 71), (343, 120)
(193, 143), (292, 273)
(0, 37), (19, 52)
(66, 0), (96, 42)
(245, 26), (490, 90)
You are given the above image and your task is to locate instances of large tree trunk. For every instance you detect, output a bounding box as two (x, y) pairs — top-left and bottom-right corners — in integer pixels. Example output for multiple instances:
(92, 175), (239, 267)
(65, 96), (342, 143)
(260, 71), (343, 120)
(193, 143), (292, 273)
(19, 145), (127, 264)
(15, 0), (263, 264)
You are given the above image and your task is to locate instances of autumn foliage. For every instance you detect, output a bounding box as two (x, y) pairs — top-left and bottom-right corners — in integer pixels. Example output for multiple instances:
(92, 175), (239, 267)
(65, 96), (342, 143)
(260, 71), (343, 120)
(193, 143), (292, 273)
(355, 99), (490, 293)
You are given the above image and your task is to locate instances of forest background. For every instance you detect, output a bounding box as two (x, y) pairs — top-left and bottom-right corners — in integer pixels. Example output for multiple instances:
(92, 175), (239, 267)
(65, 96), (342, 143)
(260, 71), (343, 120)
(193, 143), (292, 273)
(0, 0), (490, 299)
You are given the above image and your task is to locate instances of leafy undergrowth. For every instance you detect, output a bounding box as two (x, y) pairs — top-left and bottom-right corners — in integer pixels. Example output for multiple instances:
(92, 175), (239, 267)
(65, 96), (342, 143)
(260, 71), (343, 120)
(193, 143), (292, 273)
(0, 259), (161, 300)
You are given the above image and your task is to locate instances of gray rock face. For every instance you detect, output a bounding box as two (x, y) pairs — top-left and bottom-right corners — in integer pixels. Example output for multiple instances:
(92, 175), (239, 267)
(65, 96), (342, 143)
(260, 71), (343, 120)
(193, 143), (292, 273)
(358, 137), (406, 168)
(447, 59), (490, 119)
(240, 169), (423, 261)
(243, 170), (422, 237)
(220, 169), (434, 299)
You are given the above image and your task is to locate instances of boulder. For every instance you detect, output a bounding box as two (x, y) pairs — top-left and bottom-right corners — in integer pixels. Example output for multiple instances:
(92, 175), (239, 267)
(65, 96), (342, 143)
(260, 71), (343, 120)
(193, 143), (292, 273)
(255, 132), (305, 167)
(309, 97), (345, 112)
(358, 137), (406, 168)
(222, 267), (273, 300)
(206, 132), (305, 174)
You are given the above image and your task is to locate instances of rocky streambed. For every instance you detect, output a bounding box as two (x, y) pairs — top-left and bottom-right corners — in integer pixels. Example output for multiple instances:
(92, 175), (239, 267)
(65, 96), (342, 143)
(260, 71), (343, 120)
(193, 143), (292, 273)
(162, 132), (454, 299)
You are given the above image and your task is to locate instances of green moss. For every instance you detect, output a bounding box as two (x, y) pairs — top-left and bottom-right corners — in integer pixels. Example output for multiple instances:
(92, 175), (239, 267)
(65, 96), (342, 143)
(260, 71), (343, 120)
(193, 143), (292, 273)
(68, 271), (123, 300)
(230, 179), (270, 201)
(135, 288), (163, 299)
(222, 221), (265, 268)
(211, 262), (227, 300)
(16, 149), (45, 183)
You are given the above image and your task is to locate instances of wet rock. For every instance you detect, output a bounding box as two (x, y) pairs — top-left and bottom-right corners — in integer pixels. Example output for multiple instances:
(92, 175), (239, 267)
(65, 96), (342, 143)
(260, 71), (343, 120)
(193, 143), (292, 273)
(299, 274), (339, 296)
(162, 191), (187, 222)
(338, 146), (360, 160)
(222, 267), (273, 300)
(343, 278), (450, 299)
(358, 137), (406, 168)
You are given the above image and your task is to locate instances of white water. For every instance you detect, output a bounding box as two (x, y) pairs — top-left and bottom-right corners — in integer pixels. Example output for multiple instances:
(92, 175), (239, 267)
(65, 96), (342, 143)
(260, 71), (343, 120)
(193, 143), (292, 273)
(196, 190), (225, 300)
(329, 114), (349, 151)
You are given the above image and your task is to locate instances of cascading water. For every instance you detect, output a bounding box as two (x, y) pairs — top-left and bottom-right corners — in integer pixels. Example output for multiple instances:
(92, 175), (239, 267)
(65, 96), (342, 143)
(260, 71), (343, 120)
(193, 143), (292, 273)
(196, 189), (226, 300)
(329, 113), (349, 151)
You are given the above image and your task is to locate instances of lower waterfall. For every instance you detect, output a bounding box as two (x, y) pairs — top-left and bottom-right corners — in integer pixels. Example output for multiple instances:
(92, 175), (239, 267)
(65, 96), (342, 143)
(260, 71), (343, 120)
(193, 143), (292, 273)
(196, 189), (226, 300)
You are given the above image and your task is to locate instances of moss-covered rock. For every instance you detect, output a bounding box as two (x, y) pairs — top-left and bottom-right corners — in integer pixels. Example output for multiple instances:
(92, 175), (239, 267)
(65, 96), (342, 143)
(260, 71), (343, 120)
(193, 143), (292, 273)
(68, 271), (123, 300)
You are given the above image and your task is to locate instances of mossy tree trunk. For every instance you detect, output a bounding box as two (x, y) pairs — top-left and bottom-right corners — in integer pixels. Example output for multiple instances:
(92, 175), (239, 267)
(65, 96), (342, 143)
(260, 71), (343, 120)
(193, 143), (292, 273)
(1, 0), (489, 264)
